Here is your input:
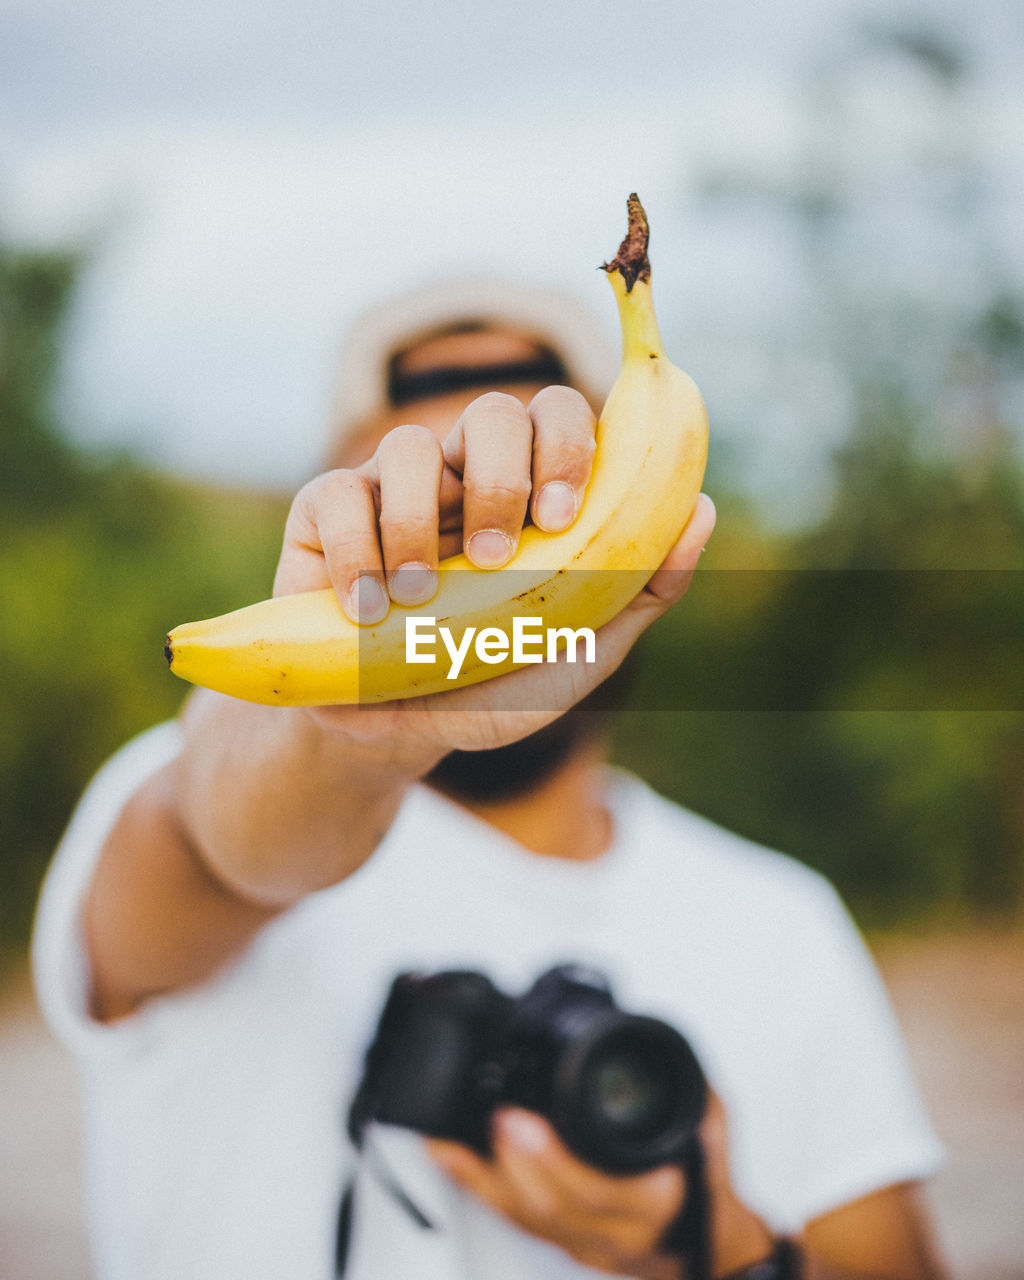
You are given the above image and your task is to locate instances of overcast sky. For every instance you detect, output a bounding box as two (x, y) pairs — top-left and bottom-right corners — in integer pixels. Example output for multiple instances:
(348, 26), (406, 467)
(2, 0), (1021, 495)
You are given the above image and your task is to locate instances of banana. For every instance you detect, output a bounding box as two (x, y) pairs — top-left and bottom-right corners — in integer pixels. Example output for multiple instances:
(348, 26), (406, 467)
(165, 194), (708, 705)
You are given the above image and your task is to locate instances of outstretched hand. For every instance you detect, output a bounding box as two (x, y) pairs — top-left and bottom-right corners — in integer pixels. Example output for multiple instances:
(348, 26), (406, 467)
(271, 385), (715, 759)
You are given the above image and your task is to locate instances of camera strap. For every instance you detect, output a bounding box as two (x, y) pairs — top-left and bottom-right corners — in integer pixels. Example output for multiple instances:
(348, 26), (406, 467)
(335, 1128), (437, 1277)
(336, 1136), (713, 1279)
(659, 1142), (712, 1280)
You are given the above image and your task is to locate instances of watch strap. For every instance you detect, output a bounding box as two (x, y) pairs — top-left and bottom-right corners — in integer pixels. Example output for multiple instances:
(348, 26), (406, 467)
(721, 1238), (802, 1280)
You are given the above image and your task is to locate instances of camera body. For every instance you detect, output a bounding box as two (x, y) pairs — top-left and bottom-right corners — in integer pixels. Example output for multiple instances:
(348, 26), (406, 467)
(348, 964), (707, 1176)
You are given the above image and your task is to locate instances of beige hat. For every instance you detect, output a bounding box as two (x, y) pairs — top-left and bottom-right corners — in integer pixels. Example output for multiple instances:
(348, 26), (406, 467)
(328, 276), (618, 456)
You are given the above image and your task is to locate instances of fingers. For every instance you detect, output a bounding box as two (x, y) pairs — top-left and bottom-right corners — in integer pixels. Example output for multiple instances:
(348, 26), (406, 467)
(424, 1140), (514, 1217)
(589, 493), (716, 667)
(274, 426), (448, 624)
(491, 1110), (683, 1231)
(394, 491), (716, 736)
(274, 469), (388, 624)
(427, 1110), (684, 1272)
(443, 387), (596, 567)
(272, 392), (691, 642)
(526, 386), (597, 533)
(428, 1098), (775, 1280)
(442, 392), (532, 568)
(373, 425), (444, 605)
(481, 492), (714, 702)
(640, 492), (717, 609)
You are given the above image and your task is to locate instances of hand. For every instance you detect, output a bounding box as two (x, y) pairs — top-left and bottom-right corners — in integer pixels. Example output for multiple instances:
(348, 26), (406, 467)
(271, 386), (716, 758)
(427, 1108), (686, 1277)
(426, 1094), (775, 1279)
(276, 387), (600, 605)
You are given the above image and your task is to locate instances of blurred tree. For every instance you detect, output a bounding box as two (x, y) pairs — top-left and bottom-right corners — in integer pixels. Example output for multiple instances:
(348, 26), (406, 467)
(612, 18), (1024, 925)
(0, 244), (84, 508)
(4, 27), (1023, 963)
(0, 240), (286, 965)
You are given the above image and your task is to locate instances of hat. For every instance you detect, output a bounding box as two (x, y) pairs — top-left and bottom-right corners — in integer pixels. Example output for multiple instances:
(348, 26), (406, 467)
(328, 276), (618, 456)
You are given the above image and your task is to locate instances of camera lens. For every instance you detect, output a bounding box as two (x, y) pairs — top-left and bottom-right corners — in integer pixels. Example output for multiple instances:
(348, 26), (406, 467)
(581, 1029), (680, 1140)
(589, 1048), (672, 1134)
(554, 1016), (706, 1174)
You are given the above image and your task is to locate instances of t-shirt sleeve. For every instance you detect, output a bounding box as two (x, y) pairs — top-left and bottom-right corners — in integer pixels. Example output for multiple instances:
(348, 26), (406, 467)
(739, 869), (946, 1230)
(31, 721), (184, 1059)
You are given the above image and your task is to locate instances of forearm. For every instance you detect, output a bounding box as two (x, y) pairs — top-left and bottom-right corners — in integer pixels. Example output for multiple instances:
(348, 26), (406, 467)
(790, 1237), (947, 1280)
(638, 1239), (944, 1280)
(84, 691), (442, 1020)
(174, 691), (440, 907)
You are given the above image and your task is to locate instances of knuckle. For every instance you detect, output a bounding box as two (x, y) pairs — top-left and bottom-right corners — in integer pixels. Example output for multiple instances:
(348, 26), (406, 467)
(467, 389), (525, 416)
(528, 383), (583, 414)
(289, 468), (366, 521)
(326, 526), (376, 558)
(378, 509), (435, 538)
(379, 422), (441, 456)
(552, 433), (596, 482)
(535, 418), (587, 449)
(561, 415), (597, 451)
(531, 401), (597, 484)
(464, 478), (532, 504)
(314, 468), (373, 502)
(289, 473), (326, 515)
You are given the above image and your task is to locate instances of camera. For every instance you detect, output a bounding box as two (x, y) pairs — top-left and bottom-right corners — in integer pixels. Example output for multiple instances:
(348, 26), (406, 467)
(348, 963), (707, 1176)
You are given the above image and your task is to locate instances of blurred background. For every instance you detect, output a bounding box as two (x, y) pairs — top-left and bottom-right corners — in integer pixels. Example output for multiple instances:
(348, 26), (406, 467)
(1, 0), (1022, 1276)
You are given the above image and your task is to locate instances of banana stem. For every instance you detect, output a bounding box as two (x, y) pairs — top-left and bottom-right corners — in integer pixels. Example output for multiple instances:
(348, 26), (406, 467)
(602, 195), (665, 362)
(602, 193), (651, 292)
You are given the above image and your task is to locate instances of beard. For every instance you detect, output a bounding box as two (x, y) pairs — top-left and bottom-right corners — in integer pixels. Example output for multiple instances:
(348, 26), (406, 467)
(423, 656), (638, 805)
(424, 705), (599, 804)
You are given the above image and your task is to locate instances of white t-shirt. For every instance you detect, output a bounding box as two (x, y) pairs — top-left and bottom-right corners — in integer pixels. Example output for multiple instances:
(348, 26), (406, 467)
(33, 722), (942, 1280)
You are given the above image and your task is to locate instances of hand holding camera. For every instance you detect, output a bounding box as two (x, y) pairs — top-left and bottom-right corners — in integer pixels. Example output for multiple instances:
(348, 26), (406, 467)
(349, 964), (708, 1173)
(347, 964), (777, 1278)
(429, 1107), (689, 1280)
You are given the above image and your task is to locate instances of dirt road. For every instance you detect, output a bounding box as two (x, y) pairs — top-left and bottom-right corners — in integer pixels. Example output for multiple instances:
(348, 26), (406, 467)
(873, 928), (1024, 1280)
(2, 927), (1022, 1279)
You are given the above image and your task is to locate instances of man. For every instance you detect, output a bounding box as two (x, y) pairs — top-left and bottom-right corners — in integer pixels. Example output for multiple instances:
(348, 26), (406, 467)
(34, 277), (947, 1280)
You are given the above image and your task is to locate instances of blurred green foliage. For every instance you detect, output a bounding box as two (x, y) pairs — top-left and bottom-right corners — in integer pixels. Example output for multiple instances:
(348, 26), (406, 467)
(0, 245), (287, 962)
(1, 231), (1022, 973)
(617, 18), (1024, 928)
(614, 395), (1024, 926)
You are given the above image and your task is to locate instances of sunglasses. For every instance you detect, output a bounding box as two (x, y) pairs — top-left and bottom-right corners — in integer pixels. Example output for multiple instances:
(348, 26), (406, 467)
(387, 351), (569, 407)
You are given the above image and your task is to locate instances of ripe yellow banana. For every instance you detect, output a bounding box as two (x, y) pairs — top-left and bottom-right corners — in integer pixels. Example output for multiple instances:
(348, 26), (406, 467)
(165, 195), (708, 705)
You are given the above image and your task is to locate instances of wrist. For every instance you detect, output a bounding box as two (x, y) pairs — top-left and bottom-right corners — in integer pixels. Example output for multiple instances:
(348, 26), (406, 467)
(711, 1197), (777, 1276)
(656, 1169), (776, 1280)
(302, 703), (450, 782)
(179, 697), (437, 906)
(308, 713), (444, 780)
(720, 1239), (802, 1280)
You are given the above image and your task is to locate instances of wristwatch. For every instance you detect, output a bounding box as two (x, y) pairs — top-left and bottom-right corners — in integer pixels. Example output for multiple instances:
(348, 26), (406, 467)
(722, 1238), (802, 1280)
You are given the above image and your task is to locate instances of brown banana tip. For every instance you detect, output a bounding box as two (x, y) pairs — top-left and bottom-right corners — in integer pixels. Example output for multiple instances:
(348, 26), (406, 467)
(600, 192), (651, 292)
(164, 638), (174, 667)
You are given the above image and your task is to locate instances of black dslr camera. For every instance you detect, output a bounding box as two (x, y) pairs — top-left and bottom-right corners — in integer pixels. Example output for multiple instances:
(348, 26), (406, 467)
(348, 963), (707, 1176)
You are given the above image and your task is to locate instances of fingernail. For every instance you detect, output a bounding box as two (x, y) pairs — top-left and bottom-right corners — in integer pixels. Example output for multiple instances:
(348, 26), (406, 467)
(496, 1109), (548, 1154)
(466, 529), (514, 568)
(347, 575), (388, 624)
(389, 561), (437, 605)
(534, 481), (576, 532)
